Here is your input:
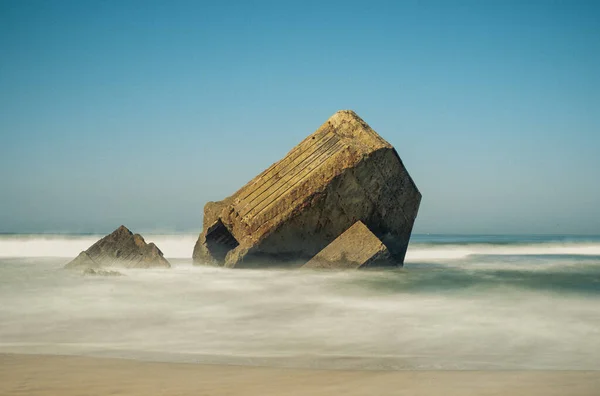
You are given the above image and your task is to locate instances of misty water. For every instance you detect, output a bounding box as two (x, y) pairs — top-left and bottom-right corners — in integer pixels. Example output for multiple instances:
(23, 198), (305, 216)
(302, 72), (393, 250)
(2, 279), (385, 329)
(1, 234), (599, 370)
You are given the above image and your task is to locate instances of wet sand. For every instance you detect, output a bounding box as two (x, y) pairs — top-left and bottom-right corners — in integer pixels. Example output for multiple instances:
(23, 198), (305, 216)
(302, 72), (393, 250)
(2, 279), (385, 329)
(1, 354), (598, 396)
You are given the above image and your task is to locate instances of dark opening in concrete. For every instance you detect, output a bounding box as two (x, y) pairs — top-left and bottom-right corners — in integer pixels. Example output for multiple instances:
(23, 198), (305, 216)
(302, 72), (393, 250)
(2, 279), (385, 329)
(205, 219), (239, 262)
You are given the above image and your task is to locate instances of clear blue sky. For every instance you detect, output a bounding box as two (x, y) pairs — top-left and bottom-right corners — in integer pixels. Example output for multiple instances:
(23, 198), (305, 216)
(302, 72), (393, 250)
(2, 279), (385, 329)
(1, 0), (599, 234)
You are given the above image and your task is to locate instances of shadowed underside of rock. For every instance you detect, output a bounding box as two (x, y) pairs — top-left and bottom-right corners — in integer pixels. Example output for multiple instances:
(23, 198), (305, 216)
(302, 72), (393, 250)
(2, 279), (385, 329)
(193, 110), (421, 268)
(65, 225), (171, 269)
(303, 221), (393, 269)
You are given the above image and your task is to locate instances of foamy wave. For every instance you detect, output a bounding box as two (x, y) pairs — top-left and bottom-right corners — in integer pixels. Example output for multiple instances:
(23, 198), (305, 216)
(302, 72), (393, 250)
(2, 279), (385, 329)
(1, 257), (599, 370)
(1, 234), (599, 260)
(0, 234), (199, 259)
(405, 243), (600, 262)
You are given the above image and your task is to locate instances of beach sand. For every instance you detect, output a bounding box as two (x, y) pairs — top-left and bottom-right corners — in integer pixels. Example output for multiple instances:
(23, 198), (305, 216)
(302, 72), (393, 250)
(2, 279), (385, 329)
(1, 354), (598, 396)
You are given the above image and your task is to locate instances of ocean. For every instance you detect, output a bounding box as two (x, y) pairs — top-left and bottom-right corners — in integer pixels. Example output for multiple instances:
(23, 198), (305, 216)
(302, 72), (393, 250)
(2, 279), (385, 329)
(1, 233), (599, 370)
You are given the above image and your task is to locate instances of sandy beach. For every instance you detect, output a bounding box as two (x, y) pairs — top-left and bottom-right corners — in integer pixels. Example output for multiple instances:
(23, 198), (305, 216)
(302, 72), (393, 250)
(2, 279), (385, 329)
(1, 353), (598, 396)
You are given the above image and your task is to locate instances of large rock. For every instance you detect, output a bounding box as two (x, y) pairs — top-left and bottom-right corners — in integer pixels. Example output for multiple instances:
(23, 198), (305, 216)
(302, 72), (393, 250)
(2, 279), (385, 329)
(193, 110), (421, 268)
(303, 221), (393, 269)
(65, 226), (171, 269)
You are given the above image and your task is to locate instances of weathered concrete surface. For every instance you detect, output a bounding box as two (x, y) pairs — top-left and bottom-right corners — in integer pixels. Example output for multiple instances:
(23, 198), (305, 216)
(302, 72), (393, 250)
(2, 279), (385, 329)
(303, 221), (392, 269)
(193, 110), (421, 268)
(65, 225), (171, 269)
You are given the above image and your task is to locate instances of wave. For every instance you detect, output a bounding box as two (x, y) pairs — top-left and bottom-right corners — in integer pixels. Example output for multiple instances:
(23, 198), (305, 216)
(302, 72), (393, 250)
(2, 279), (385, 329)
(1, 258), (599, 370)
(405, 243), (600, 262)
(1, 234), (599, 260)
(0, 234), (199, 259)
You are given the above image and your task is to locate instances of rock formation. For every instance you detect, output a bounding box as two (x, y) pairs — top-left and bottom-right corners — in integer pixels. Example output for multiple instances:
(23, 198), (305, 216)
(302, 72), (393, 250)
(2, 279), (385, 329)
(65, 225), (171, 269)
(303, 221), (392, 269)
(193, 110), (421, 268)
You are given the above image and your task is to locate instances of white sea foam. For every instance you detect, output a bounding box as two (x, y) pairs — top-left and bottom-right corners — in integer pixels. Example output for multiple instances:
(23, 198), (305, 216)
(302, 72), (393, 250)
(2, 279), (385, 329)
(1, 233), (599, 370)
(0, 234), (199, 259)
(1, 234), (599, 260)
(0, 258), (599, 370)
(405, 243), (600, 261)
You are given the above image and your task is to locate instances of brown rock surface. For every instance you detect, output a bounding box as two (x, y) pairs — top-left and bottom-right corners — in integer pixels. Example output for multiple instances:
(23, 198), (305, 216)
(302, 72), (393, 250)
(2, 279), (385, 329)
(303, 221), (393, 269)
(65, 226), (171, 269)
(193, 110), (421, 268)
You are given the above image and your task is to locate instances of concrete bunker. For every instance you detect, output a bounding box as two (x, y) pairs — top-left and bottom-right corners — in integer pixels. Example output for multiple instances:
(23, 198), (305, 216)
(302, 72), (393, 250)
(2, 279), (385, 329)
(193, 110), (421, 269)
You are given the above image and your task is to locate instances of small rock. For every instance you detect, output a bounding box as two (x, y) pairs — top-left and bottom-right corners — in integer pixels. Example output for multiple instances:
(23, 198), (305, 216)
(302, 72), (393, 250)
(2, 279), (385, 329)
(65, 225), (171, 269)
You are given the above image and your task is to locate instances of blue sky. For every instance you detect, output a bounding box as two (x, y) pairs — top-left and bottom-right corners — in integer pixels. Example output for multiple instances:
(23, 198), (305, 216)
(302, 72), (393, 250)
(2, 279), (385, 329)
(1, 0), (599, 234)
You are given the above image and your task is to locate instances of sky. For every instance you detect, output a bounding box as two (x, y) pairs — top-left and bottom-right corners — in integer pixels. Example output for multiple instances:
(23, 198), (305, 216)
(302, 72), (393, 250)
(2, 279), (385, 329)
(0, 0), (599, 235)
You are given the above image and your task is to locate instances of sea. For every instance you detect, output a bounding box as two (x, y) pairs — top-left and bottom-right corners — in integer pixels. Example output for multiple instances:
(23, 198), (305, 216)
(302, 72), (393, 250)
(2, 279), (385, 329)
(0, 233), (599, 370)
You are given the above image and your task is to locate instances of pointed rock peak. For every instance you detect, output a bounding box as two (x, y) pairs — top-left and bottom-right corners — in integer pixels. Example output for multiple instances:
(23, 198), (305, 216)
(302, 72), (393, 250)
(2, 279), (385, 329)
(112, 225), (133, 236)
